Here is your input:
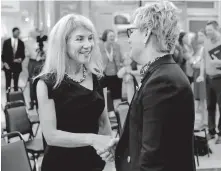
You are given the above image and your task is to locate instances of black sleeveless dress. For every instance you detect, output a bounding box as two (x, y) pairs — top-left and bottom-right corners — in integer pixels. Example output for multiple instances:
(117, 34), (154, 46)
(34, 73), (106, 171)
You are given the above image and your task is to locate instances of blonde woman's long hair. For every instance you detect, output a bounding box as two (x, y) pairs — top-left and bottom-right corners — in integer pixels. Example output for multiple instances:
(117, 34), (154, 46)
(36, 14), (104, 88)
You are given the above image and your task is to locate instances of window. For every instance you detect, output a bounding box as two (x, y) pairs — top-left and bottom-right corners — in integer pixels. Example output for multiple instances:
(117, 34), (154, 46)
(189, 20), (208, 33)
(187, 1), (214, 8)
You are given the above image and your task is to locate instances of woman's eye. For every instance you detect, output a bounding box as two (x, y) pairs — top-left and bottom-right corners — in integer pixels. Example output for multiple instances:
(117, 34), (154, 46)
(88, 36), (93, 41)
(76, 38), (83, 41)
(76, 36), (83, 41)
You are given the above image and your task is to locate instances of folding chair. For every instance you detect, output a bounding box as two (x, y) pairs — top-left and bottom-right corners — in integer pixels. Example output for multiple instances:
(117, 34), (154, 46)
(4, 105), (44, 168)
(5, 101), (40, 136)
(115, 102), (129, 136)
(6, 87), (25, 103)
(1, 132), (34, 171)
(194, 127), (211, 166)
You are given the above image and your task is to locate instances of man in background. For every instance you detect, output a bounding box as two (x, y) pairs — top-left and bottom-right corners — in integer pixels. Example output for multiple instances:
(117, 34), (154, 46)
(1, 27), (25, 91)
(198, 21), (221, 144)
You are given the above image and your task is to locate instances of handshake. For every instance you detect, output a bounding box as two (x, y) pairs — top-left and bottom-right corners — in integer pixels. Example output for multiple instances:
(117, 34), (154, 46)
(91, 135), (119, 162)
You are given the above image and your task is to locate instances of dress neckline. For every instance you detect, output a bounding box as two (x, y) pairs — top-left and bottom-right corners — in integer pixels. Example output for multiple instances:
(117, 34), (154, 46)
(65, 73), (96, 92)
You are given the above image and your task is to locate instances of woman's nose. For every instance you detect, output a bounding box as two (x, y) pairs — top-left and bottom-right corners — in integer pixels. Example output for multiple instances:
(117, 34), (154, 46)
(83, 39), (91, 48)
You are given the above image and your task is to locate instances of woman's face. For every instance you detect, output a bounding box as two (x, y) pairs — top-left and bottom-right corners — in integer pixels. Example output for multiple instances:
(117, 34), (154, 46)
(67, 27), (94, 65)
(197, 31), (205, 44)
(106, 31), (115, 43)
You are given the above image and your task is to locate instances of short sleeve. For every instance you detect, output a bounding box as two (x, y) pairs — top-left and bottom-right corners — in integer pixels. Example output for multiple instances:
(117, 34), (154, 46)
(33, 74), (55, 107)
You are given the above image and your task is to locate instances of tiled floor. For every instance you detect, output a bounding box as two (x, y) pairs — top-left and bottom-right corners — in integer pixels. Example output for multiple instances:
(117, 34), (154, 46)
(1, 68), (221, 171)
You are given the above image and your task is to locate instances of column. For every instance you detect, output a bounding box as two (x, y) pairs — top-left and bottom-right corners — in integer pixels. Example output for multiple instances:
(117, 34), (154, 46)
(44, 0), (55, 33)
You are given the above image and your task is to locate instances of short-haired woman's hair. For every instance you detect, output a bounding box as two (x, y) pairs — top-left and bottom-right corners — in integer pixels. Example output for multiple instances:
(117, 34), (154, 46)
(12, 27), (19, 33)
(101, 29), (114, 42)
(131, 0), (180, 53)
(36, 14), (104, 88)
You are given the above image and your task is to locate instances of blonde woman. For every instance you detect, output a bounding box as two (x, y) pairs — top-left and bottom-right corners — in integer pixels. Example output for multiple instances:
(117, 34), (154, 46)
(34, 14), (114, 171)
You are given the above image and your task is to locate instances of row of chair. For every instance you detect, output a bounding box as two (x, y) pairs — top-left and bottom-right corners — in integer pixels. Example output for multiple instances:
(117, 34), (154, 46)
(1, 87), (44, 171)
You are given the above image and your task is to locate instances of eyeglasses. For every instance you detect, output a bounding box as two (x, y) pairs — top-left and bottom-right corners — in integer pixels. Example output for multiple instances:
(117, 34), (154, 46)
(127, 28), (138, 38)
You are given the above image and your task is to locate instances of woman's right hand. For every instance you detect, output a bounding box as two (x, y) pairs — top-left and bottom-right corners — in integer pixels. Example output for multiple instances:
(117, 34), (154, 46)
(91, 135), (112, 153)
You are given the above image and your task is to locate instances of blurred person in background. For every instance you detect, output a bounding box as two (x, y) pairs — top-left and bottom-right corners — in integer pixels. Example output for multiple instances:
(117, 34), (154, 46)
(100, 29), (123, 100)
(1, 27), (25, 91)
(173, 32), (186, 71)
(192, 29), (207, 128)
(197, 21), (221, 144)
(34, 14), (114, 171)
(117, 53), (140, 103)
(101, 1), (196, 171)
(26, 29), (47, 110)
(182, 32), (196, 84)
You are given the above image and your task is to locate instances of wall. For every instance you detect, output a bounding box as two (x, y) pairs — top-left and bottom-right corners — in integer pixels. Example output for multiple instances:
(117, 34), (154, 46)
(1, 1), (38, 39)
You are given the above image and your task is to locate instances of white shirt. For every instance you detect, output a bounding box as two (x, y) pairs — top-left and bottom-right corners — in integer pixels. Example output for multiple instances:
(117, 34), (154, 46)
(25, 38), (39, 60)
(11, 37), (18, 53)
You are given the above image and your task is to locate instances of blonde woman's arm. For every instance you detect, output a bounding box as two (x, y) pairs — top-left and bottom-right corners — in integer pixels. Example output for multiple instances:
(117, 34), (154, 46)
(37, 80), (112, 149)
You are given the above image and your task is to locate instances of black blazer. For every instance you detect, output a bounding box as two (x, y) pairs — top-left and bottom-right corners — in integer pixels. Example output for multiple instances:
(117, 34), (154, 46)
(1, 38), (25, 73)
(115, 55), (196, 171)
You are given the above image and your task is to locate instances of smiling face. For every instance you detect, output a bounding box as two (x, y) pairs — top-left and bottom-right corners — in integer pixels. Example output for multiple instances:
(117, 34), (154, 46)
(205, 24), (216, 39)
(67, 27), (94, 65)
(106, 31), (115, 44)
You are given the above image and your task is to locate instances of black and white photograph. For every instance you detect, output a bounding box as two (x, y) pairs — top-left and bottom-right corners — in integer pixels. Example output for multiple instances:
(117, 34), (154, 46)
(1, 0), (221, 171)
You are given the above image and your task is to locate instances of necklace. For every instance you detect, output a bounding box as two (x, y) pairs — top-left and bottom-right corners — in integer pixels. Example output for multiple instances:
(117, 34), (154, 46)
(66, 65), (87, 83)
(104, 44), (113, 62)
(140, 56), (164, 81)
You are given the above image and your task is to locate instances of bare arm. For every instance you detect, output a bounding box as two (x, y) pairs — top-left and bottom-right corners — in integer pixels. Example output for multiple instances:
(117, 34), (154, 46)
(199, 48), (205, 77)
(37, 80), (111, 148)
(99, 88), (113, 136)
(98, 107), (113, 136)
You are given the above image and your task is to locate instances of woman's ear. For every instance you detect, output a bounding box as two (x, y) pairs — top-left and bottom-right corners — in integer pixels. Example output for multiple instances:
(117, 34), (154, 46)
(144, 30), (151, 45)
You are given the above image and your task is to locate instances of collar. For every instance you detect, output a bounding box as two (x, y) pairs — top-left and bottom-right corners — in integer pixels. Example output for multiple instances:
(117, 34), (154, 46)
(11, 37), (18, 42)
(140, 54), (175, 82)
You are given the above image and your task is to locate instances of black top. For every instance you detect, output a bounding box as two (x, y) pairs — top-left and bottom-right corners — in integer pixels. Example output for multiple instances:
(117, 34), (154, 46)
(34, 73), (105, 171)
(115, 54), (196, 171)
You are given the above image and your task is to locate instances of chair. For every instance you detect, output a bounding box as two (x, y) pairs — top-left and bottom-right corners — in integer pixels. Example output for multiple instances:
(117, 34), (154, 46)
(107, 90), (119, 131)
(4, 105), (44, 168)
(194, 127), (210, 166)
(107, 90), (129, 136)
(5, 101), (40, 136)
(6, 87), (25, 103)
(1, 132), (33, 171)
(115, 102), (129, 136)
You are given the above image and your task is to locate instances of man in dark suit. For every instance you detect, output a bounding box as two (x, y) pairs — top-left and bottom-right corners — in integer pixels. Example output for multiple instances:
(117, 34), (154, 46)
(98, 1), (196, 171)
(1, 27), (25, 91)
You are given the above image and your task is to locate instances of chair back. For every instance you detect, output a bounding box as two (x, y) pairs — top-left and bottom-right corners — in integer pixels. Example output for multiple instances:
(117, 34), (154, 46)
(115, 102), (129, 136)
(1, 132), (32, 171)
(5, 101), (25, 109)
(7, 89), (25, 103)
(107, 90), (115, 112)
(4, 106), (33, 136)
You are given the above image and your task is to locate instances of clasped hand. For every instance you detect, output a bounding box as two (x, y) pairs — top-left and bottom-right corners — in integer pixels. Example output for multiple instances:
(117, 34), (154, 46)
(92, 135), (119, 162)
